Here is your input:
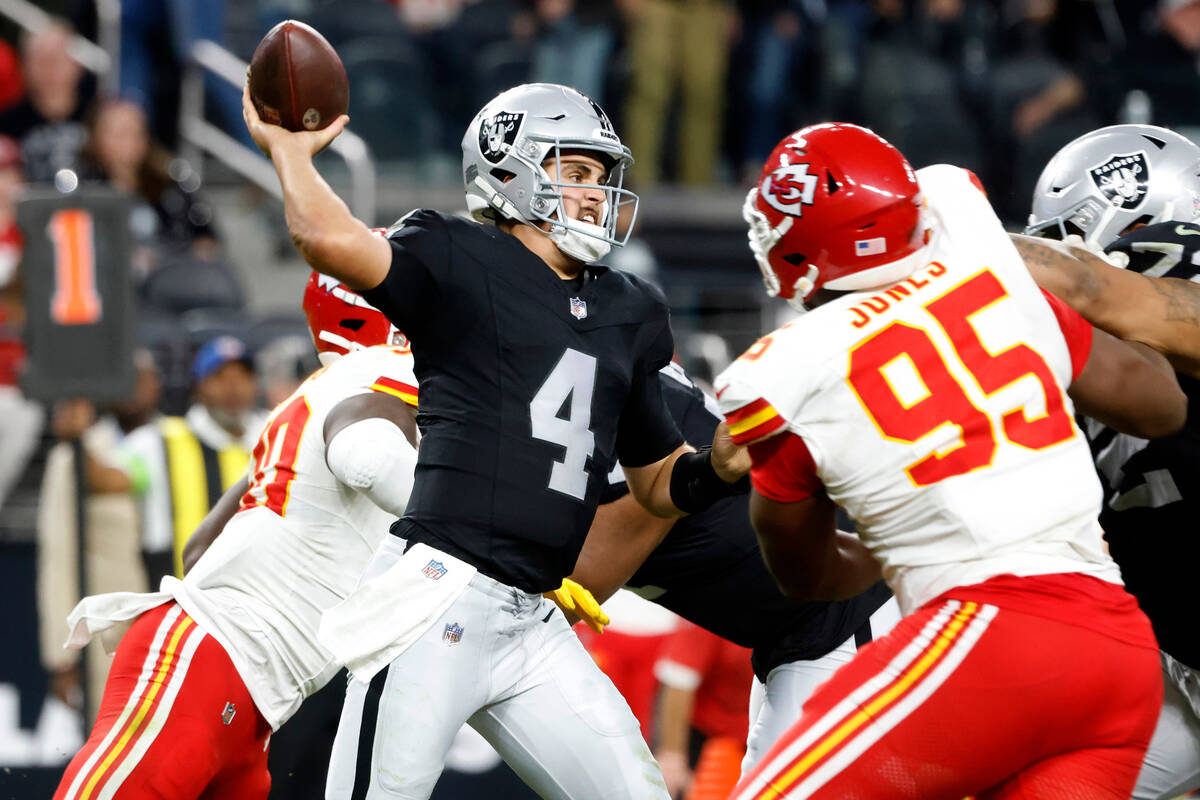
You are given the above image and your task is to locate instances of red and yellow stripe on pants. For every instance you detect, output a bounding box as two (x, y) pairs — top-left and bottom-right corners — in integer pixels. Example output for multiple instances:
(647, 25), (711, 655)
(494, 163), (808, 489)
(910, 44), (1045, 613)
(733, 600), (996, 800)
(56, 604), (207, 800)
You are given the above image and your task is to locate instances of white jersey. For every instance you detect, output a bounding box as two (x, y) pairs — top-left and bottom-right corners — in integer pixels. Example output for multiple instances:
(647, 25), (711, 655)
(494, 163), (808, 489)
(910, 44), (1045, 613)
(717, 165), (1120, 615)
(167, 344), (418, 729)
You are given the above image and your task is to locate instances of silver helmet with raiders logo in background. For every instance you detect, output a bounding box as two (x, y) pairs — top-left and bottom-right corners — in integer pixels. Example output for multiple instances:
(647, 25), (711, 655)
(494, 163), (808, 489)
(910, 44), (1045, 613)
(1026, 123), (1200, 248)
(462, 83), (638, 264)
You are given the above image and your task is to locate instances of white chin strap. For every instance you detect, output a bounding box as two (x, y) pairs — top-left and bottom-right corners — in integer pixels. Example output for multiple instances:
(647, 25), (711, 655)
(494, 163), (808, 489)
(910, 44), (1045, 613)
(317, 331), (361, 365)
(549, 219), (612, 264)
(470, 175), (613, 264)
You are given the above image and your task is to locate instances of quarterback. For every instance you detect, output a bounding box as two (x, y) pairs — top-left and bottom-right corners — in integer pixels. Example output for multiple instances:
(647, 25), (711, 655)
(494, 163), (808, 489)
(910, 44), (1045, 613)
(244, 81), (749, 799)
(53, 274), (420, 799)
(722, 123), (1185, 798)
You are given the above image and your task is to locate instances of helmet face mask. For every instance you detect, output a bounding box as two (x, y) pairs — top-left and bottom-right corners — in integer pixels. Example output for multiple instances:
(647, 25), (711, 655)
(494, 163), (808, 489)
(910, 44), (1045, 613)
(745, 123), (931, 312)
(1027, 124), (1200, 249)
(463, 84), (639, 263)
(302, 272), (406, 365)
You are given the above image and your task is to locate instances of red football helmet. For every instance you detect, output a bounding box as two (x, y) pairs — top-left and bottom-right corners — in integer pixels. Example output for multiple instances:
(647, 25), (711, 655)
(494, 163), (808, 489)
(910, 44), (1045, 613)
(302, 271), (407, 364)
(744, 123), (932, 311)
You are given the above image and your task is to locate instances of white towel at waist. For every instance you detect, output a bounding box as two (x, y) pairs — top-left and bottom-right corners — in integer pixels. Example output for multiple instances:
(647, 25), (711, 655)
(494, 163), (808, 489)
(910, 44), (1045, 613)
(318, 542), (476, 683)
(65, 590), (174, 655)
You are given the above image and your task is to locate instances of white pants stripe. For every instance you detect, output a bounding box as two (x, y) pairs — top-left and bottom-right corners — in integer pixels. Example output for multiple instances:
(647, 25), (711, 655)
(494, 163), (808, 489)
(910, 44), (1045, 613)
(743, 596), (903, 774)
(735, 601), (995, 800)
(97, 621), (207, 800)
(788, 603), (996, 798)
(60, 605), (184, 800)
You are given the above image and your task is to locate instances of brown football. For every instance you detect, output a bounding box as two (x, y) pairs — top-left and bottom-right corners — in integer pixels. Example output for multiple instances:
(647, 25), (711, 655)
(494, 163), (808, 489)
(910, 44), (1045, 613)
(249, 20), (348, 132)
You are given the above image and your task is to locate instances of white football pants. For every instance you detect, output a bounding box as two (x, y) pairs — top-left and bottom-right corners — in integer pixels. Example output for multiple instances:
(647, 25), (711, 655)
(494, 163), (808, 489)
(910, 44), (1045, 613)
(325, 537), (669, 800)
(1132, 651), (1200, 799)
(742, 595), (903, 774)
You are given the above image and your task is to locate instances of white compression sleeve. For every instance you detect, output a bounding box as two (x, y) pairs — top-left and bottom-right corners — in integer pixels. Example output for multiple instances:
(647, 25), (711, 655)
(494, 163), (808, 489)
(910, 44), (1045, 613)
(325, 417), (418, 517)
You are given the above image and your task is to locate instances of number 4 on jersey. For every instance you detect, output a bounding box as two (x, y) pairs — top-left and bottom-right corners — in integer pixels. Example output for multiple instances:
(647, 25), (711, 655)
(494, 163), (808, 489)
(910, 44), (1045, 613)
(531, 349), (597, 500)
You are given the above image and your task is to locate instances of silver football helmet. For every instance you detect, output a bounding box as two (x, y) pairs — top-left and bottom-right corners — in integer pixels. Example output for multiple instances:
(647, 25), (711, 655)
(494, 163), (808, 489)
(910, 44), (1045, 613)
(462, 83), (638, 264)
(1026, 124), (1200, 248)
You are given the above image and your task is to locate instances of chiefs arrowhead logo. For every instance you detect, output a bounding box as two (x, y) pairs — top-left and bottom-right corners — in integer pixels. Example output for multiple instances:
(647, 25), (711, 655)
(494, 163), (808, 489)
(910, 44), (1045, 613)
(761, 163), (819, 217)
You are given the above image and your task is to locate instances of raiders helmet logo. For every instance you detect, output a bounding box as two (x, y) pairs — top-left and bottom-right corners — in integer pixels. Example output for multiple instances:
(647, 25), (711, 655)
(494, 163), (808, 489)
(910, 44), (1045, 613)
(761, 163), (819, 216)
(1089, 152), (1149, 210)
(479, 111), (525, 164)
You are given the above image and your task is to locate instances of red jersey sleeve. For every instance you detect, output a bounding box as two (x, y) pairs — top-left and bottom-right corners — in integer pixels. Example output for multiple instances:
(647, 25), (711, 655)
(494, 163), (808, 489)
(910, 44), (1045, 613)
(370, 375), (419, 408)
(1039, 288), (1093, 382)
(746, 431), (823, 503)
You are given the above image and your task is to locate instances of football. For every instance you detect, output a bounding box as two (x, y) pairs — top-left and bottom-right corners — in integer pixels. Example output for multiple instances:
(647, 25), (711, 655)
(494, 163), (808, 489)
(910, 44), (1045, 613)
(248, 20), (348, 132)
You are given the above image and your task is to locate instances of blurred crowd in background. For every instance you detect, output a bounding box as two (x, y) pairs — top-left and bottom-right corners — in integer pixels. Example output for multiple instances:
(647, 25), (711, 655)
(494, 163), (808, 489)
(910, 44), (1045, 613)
(0, 0), (1199, 796)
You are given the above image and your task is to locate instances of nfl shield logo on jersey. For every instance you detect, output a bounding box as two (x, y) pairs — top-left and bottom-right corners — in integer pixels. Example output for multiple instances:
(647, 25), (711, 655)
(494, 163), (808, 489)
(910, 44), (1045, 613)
(443, 623), (464, 644)
(569, 297), (587, 320)
(422, 559), (448, 580)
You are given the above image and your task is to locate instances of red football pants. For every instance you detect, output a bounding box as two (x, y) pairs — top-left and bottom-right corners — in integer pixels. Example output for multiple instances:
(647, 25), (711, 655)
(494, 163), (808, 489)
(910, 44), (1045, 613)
(55, 602), (272, 800)
(731, 595), (1161, 800)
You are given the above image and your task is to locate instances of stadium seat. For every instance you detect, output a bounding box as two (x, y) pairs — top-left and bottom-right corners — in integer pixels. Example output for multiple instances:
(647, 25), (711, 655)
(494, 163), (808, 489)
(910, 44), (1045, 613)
(338, 37), (439, 163)
(140, 254), (246, 315)
(470, 40), (533, 113)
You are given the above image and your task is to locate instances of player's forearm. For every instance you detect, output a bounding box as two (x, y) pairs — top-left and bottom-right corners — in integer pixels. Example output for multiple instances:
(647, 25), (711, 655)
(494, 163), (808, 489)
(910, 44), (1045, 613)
(1011, 234), (1107, 317)
(1137, 274), (1200, 377)
(626, 447), (691, 518)
(1013, 234), (1200, 373)
(758, 521), (879, 602)
(655, 684), (695, 754)
(571, 494), (676, 604)
(271, 143), (384, 290)
(182, 477), (249, 574)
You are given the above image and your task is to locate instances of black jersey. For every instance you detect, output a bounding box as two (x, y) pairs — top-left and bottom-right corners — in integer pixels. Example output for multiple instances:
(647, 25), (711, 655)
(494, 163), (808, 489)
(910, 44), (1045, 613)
(362, 210), (684, 593)
(1091, 221), (1200, 669)
(606, 363), (893, 681)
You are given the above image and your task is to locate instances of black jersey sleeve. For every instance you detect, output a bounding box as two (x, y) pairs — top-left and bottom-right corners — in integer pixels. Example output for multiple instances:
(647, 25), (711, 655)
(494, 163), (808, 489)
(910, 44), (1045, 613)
(359, 209), (450, 338)
(1107, 221), (1200, 280)
(615, 316), (686, 467)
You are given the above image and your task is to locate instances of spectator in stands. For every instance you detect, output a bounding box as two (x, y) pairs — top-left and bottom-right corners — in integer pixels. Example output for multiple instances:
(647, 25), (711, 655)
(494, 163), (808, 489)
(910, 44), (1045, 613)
(119, 0), (250, 147)
(0, 134), (22, 290)
(853, 0), (984, 173)
(0, 39), (24, 114)
(622, 0), (737, 185)
(982, 0), (1103, 220)
(1106, 0), (1200, 130)
(733, 0), (816, 181)
(256, 333), (320, 409)
(35, 353), (162, 723)
(0, 133), (42, 537)
(0, 21), (90, 184)
(654, 622), (754, 800)
(120, 336), (263, 584)
(80, 98), (218, 277)
(525, 0), (618, 104)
